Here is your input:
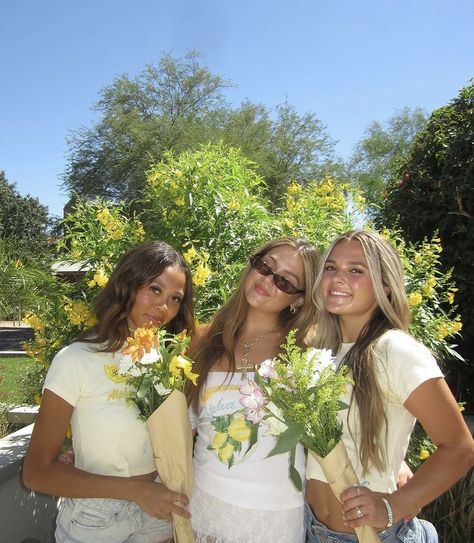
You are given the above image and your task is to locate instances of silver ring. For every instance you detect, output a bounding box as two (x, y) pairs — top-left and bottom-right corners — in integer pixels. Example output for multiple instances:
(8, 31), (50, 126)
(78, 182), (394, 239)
(356, 506), (363, 519)
(356, 486), (360, 496)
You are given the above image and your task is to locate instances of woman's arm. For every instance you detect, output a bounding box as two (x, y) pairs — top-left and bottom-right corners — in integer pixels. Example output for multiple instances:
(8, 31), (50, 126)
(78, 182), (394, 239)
(23, 389), (190, 519)
(341, 377), (474, 529)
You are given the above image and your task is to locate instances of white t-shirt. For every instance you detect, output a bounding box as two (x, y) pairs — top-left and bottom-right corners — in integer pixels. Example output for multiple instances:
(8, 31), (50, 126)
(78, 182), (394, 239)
(306, 329), (444, 493)
(44, 341), (156, 477)
(190, 371), (305, 510)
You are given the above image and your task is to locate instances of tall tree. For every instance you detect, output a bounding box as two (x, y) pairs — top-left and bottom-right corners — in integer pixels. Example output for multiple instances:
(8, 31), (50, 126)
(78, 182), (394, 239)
(63, 51), (233, 201)
(62, 52), (336, 202)
(0, 171), (51, 260)
(377, 83), (474, 406)
(349, 107), (427, 208)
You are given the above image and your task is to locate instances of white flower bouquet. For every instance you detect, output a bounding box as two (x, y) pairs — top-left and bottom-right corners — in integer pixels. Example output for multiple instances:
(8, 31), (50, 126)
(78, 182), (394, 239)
(252, 331), (381, 543)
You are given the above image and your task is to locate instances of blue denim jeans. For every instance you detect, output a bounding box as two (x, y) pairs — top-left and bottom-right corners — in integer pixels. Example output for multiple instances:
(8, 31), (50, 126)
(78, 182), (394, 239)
(55, 497), (173, 543)
(305, 503), (438, 543)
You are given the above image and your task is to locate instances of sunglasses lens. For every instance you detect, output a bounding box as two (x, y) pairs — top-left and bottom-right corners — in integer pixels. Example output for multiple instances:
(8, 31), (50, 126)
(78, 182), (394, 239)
(251, 256), (270, 275)
(273, 276), (294, 294)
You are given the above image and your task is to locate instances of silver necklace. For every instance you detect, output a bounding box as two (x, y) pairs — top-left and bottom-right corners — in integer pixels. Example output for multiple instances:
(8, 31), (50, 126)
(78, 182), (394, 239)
(238, 324), (280, 379)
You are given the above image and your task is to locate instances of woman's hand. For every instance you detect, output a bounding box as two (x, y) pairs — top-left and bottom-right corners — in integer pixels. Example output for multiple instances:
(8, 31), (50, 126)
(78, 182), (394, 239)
(340, 486), (392, 530)
(130, 480), (190, 520)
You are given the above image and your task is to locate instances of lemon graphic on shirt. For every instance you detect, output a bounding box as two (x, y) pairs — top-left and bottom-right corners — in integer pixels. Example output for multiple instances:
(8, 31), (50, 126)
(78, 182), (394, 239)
(104, 364), (128, 383)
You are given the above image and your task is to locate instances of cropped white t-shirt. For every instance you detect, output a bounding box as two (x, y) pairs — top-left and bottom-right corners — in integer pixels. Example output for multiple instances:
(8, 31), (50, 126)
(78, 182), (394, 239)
(43, 342), (156, 477)
(306, 329), (444, 493)
(190, 371), (305, 510)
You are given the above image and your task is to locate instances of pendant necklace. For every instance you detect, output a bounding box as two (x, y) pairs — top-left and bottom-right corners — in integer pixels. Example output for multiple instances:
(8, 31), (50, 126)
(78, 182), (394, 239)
(238, 324), (280, 379)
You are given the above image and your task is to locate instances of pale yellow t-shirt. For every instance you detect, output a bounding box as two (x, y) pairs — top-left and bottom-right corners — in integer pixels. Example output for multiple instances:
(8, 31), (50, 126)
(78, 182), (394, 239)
(306, 329), (443, 492)
(44, 342), (156, 477)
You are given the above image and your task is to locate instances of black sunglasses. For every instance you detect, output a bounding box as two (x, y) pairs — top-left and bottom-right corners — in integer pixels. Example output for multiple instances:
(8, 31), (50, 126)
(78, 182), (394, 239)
(249, 254), (304, 295)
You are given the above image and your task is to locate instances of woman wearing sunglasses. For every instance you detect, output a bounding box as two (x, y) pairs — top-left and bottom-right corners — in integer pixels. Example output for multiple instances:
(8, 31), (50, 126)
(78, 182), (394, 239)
(186, 237), (319, 543)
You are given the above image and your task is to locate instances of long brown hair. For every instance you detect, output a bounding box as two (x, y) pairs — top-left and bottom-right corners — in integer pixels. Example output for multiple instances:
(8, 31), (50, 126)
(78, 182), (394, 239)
(80, 241), (195, 351)
(187, 236), (319, 411)
(312, 230), (409, 473)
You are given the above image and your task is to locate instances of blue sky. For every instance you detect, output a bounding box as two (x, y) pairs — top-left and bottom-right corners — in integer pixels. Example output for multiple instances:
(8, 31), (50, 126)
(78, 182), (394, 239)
(1, 0), (473, 217)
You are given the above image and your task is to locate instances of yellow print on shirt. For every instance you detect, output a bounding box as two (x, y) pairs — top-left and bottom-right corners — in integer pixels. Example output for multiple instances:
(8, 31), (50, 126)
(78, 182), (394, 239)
(104, 364), (128, 383)
(107, 389), (131, 401)
(207, 412), (258, 468)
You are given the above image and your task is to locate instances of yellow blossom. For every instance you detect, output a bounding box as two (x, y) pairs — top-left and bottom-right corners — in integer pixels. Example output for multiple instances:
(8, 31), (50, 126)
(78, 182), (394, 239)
(218, 443), (234, 462)
(283, 218), (294, 229)
(447, 288), (458, 305)
(419, 449), (430, 460)
(88, 269), (109, 288)
(14, 259), (24, 269)
(169, 355), (199, 385)
(287, 181), (302, 195)
(227, 200), (241, 211)
(211, 432), (228, 450)
(183, 247), (197, 264)
(422, 284), (434, 298)
(64, 301), (95, 328)
(175, 196), (185, 206)
(286, 197), (299, 214)
(107, 223), (125, 240)
(123, 324), (159, 361)
(414, 253), (422, 264)
(96, 208), (111, 225)
(228, 415), (251, 442)
(193, 263), (211, 287)
(24, 313), (45, 332)
(458, 403), (465, 412)
(436, 323), (449, 340)
(408, 292), (422, 307)
(450, 321), (462, 334)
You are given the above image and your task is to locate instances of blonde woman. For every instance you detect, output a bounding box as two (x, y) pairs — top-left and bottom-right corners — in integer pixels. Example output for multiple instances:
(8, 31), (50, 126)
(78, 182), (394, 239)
(305, 230), (474, 543)
(186, 237), (319, 543)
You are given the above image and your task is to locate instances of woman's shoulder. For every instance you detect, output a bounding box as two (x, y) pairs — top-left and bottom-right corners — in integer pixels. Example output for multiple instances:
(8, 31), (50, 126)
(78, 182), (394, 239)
(53, 341), (107, 362)
(375, 329), (437, 365)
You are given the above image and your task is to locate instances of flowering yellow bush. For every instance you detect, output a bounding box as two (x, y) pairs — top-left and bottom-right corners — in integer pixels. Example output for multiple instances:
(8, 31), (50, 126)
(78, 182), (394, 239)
(22, 145), (463, 408)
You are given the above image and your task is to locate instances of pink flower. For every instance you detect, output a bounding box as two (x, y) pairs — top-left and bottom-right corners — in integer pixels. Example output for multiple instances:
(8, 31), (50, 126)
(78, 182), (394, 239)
(257, 358), (278, 380)
(240, 379), (266, 423)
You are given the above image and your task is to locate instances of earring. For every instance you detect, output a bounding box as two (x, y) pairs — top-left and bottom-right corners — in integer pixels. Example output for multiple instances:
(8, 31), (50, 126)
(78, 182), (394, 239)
(290, 306), (299, 315)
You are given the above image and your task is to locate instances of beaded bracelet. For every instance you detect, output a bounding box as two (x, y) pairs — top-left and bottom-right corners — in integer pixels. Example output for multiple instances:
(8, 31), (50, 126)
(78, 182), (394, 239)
(381, 497), (394, 528)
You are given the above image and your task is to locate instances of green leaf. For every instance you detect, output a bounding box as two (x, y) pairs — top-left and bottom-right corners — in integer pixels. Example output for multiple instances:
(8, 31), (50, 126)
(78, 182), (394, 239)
(289, 446), (303, 491)
(267, 423), (303, 457)
(244, 422), (259, 456)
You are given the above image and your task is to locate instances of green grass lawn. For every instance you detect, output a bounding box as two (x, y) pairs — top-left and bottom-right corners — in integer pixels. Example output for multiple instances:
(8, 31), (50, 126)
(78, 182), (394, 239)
(0, 356), (36, 406)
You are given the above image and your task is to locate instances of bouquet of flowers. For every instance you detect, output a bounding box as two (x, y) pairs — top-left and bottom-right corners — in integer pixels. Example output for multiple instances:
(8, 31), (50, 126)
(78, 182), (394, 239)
(253, 331), (381, 543)
(119, 324), (198, 543)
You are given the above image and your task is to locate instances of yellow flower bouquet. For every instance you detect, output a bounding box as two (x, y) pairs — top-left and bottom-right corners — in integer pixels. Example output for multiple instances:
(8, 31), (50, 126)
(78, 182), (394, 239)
(119, 324), (198, 543)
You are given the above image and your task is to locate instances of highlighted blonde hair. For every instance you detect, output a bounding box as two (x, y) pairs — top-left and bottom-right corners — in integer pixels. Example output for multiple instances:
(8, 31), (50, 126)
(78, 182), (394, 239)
(312, 230), (409, 473)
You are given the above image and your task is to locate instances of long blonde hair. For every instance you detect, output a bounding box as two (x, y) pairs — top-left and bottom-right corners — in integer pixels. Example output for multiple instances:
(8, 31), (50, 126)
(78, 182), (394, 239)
(312, 230), (409, 473)
(187, 237), (319, 410)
